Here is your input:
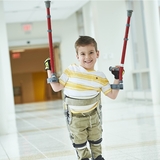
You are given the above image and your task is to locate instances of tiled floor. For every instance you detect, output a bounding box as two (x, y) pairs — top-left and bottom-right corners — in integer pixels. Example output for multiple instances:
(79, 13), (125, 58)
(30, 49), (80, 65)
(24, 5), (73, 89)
(0, 99), (160, 160)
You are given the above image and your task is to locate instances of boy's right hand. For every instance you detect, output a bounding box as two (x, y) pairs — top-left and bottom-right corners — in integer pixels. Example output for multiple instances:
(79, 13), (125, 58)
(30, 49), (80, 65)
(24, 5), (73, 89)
(44, 58), (51, 70)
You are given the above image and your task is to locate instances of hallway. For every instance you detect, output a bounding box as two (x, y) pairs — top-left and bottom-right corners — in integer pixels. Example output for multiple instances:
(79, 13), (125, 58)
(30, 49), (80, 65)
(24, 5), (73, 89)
(0, 100), (160, 160)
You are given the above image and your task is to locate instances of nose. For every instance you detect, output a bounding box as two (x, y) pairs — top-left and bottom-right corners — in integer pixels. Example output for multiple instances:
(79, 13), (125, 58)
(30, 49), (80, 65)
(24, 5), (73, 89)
(85, 54), (90, 59)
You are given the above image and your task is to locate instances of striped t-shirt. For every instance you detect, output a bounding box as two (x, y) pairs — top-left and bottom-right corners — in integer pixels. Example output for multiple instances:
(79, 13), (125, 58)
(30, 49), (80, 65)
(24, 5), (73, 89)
(59, 64), (111, 113)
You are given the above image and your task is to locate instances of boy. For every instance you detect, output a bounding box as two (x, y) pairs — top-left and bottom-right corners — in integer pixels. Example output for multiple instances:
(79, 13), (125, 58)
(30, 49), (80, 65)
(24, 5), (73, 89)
(44, 36), (121, 160)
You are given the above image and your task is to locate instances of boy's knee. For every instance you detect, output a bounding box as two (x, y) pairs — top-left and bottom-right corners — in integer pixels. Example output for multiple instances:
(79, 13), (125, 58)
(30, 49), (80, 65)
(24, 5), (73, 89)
(73, 141), (87, 149)
(88, 138), (102, 146)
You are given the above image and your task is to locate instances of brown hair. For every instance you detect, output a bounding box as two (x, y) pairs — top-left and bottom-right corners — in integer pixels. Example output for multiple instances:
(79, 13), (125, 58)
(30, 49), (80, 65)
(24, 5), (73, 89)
(75, 36), (98, 53)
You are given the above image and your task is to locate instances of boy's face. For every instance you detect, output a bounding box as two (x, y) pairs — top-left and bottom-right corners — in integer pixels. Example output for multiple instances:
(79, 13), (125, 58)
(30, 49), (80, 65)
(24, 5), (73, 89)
(76, 44), (99, 70)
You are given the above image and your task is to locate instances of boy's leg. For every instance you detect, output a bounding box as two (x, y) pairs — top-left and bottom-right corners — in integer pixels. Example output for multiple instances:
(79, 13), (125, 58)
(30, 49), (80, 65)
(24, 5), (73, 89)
(88, 111), (104, 160)
(67, 116), (92, 160)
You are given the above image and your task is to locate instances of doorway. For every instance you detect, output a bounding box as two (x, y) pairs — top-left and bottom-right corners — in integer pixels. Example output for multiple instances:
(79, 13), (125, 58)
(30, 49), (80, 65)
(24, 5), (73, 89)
(10, 45), (62, 104)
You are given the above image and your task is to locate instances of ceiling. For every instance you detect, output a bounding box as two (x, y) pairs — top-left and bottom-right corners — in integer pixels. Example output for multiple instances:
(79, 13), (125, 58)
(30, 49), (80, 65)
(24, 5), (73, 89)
(3, 0), (160, 24)
(3, 0), (90, 24)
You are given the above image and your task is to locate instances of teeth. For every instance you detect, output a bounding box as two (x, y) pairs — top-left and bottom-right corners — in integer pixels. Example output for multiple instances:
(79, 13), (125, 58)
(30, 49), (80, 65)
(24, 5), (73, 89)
(85, 60), (92, 63)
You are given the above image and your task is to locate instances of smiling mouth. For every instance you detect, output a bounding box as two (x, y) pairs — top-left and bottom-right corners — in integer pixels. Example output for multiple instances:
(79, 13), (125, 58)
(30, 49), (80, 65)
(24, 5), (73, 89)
(85, 60), (92, 64)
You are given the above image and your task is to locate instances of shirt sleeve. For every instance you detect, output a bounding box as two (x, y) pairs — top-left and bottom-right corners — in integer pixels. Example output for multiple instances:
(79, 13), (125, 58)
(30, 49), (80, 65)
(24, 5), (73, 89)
(59, 67), (69, 86)
(99, 72), (111, 95)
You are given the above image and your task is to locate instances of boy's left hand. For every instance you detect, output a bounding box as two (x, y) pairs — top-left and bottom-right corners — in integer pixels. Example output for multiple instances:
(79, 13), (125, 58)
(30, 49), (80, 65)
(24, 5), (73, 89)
(109, 66), (124, 79)
(111, 68), (119, 79)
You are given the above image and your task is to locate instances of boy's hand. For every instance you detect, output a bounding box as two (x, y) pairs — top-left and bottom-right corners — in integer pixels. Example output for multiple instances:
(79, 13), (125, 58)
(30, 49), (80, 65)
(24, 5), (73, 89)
(111, 68), (119, 79)
(44, 58), (51, 70)
(109, 66), (124, 79)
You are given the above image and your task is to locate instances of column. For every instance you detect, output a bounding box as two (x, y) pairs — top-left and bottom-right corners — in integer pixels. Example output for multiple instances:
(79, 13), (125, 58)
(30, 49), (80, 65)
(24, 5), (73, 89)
(0, 0), (17, 134)
(143, 0), (160, 104)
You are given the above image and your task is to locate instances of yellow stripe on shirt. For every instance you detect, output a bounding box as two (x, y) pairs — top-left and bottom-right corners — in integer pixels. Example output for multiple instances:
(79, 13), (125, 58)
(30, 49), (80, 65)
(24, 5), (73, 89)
(65, 81), (101, 92)
(64, 68), (109, 86)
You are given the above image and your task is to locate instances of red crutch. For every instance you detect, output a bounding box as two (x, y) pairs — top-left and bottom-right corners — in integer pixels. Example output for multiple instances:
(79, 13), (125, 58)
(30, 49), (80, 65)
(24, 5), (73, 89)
(45, 0), (58, 82)
(109, 10), (133, 89)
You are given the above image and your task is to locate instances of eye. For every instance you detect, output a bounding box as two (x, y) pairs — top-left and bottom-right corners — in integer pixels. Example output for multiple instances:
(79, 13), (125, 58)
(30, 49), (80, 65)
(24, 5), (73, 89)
(81, 52), (85, 56)
(90, 51), (93, 54)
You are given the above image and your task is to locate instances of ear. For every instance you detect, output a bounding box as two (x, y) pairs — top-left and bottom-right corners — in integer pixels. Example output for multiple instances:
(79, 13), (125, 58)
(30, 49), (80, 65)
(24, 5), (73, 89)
(76, 54), (79, 59)
(96, 51), (100, 58)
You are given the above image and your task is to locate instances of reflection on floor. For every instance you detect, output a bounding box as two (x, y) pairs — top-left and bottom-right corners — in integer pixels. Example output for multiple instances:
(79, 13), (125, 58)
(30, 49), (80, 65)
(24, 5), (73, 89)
(0, 100), (160, 160)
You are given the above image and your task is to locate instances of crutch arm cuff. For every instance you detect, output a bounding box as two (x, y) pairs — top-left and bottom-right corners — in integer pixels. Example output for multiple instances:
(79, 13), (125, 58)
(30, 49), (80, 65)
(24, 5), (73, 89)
(47, 73), (59, 83)
(110, 83), (123, 90)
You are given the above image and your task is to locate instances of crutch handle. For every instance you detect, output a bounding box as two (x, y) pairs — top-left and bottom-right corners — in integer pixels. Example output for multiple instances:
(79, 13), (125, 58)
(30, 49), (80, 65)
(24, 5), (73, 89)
(109, 66), (119, 72)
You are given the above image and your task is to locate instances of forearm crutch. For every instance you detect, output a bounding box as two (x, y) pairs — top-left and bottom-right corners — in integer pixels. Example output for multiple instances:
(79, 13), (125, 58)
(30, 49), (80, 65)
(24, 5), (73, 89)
(45, 0), (58, 83)
(109, 10), (133, 89)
